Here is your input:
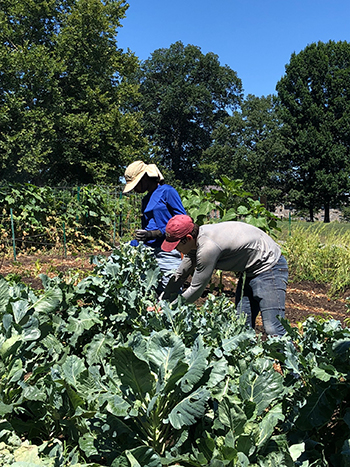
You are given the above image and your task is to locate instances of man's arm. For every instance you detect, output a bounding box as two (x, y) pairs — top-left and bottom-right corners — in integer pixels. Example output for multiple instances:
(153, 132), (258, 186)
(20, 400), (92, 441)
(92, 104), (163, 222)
(161, 254), (195, 300)
(181, 241), (221, 303)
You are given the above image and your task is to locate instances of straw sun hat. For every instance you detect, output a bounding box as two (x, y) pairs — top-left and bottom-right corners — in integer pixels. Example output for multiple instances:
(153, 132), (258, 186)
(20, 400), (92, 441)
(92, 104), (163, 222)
(123, 161), (164, 193)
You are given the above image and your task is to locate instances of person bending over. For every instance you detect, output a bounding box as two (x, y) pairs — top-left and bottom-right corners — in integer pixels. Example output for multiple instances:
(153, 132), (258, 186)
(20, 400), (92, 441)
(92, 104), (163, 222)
(161, 214), (288, 337)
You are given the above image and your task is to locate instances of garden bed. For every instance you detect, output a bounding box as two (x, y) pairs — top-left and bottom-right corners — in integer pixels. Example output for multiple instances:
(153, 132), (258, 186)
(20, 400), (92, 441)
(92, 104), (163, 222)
(1, 243), (350, 466)
(1, 250), (348, 329)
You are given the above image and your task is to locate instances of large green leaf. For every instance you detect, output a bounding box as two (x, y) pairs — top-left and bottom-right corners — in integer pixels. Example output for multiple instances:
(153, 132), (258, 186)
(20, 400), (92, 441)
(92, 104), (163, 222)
(75, 275), (105, 294)
(0, 400), (14, 416)
(65, 384), (85, 411)
(22, 384), (48, 402)
(168, 387), (210, 429)
(235, 433), (255, 457)
(85, 332), (115, 365)
(12, 299), (30, 325)
(161, 360), (188, 394)
(239, 359), (284, 415)
(110, 446), (162, 467)
(105, 394), (131, 417)
(61, 355), (86, 388)
(333, 339), (350, 359)
(218, 396), (247, 436)
(7, 357), (23, 383)
(32, 288), (62, 314)
(40, 334), (64, 358)
(66, 308), (102, 335)
(179, 336), (209, 393)
(0, 334), (21, 359)
(296, 382), (345, 430)
(256, 403), (284, 447)
(123, 446), (161, 467)
(22, 316), (41, 342)
(283, 340), (301, 375)
(113, 347), (155, 398)
(147, 330), (186, 376)
(311, 364), (338, 382)
(144, 268), (160, 294)
(79, 432), (99, 458)
(220, 207), (238, 222)
(256, 450), (293, 465)
(289, 443), (306, 463)
(221, 328), (256, 354)
(207, 357), (229, 388)
(2, 313), (13, 332)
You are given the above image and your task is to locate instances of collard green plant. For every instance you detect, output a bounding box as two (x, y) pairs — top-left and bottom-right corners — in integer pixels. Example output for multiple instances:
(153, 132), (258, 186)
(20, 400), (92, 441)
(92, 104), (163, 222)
(0, 244), (350, 466)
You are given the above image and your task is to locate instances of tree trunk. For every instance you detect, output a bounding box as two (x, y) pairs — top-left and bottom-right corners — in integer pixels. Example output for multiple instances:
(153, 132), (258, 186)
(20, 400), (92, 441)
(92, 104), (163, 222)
(309, 206), (314, 222)
(324, 202), (330, 223)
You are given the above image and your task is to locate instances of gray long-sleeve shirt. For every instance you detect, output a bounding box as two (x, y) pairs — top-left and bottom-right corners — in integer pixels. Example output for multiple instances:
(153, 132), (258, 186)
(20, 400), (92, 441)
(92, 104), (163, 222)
(164, 221), (281, 304)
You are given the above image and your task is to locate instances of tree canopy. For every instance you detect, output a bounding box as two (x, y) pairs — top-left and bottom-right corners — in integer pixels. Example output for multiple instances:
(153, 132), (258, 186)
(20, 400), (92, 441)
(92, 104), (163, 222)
(201, 94), (287, 207)
(276, 40), (350, 221)
(2, 9), (350, 222)
(138, 41), (243, 185)
(0, 0), (148, 185)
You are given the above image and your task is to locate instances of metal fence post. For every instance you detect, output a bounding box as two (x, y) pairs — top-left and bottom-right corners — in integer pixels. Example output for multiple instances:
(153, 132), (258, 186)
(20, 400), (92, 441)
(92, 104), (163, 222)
(118, 191), (123, 238)
(289, 211), (292, 236)
(10, 208), (16, 261)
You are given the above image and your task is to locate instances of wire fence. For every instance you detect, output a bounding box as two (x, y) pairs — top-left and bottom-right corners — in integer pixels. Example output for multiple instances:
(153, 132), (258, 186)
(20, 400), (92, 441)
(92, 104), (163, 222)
(0, 184), (142, 260)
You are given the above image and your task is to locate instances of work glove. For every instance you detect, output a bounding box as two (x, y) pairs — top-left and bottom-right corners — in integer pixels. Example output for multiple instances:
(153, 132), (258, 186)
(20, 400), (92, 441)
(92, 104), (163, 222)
(135, 229), (162, 242)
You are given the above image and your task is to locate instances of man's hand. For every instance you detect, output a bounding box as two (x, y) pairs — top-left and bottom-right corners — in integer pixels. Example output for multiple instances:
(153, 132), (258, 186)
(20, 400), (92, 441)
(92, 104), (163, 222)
(147, 305), (163, 314)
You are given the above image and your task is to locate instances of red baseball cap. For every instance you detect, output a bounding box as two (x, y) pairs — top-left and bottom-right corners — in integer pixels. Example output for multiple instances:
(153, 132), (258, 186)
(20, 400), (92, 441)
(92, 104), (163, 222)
(161, 215), (194, 252)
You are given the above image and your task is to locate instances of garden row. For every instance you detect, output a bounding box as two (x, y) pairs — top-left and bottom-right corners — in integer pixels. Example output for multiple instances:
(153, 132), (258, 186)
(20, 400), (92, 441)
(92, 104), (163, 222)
(0, 178), (279, 259)
(0, 243), (349, 466)
(0, 184), (139, 258)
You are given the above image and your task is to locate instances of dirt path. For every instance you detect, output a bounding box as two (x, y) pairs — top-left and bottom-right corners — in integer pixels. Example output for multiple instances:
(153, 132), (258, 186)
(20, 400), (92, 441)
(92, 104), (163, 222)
(200, 272), (349, 330)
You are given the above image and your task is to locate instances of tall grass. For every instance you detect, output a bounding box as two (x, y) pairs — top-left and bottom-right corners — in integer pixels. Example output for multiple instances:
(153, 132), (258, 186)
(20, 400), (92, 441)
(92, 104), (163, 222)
(277, 219), (350, 241)
(278, 223), (350, 296)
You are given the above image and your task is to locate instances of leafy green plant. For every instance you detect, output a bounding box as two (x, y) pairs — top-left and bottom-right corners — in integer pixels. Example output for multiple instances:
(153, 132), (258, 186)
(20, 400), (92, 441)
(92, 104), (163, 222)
(265, 318), (350, 466)
(208, 176), (251, 221)
(0, 184), (142, 253)
(180, 176), (280, 235)
(178, 187), (214, 225)
(0, 244), (350, 466)
(209, 176), (280, 234)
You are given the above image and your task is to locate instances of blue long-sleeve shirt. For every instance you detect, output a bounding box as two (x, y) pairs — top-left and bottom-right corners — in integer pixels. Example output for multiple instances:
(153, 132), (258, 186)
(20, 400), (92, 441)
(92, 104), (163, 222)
(141, 184), (186, 248)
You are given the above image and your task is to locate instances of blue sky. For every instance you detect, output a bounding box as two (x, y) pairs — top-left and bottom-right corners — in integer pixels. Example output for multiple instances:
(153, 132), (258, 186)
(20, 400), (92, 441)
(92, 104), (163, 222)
(116, 0), (350, 98)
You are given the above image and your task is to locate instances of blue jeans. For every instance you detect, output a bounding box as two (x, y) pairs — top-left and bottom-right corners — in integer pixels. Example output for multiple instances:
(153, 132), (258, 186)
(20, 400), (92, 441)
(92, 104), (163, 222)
(235, 255), (288, 337)
(154, 247), (182, 295)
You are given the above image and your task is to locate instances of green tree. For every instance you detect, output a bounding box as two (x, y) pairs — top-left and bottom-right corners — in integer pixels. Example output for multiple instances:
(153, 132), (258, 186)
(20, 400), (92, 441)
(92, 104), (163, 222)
(138, 41), (243, 185)
(276, 40), (350, 222)
(201, 94), (287, 208)
(0, 0), (148, 185)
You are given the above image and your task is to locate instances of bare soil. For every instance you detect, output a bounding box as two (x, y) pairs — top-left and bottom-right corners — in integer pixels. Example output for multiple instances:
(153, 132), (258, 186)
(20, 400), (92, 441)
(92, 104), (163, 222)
(204, 272), (349, 334)
(0, 250), (349, 331)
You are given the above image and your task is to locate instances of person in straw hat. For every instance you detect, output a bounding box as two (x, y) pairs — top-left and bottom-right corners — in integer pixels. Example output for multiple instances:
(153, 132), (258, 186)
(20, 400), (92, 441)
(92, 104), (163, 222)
(123, 161), (186, 294)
